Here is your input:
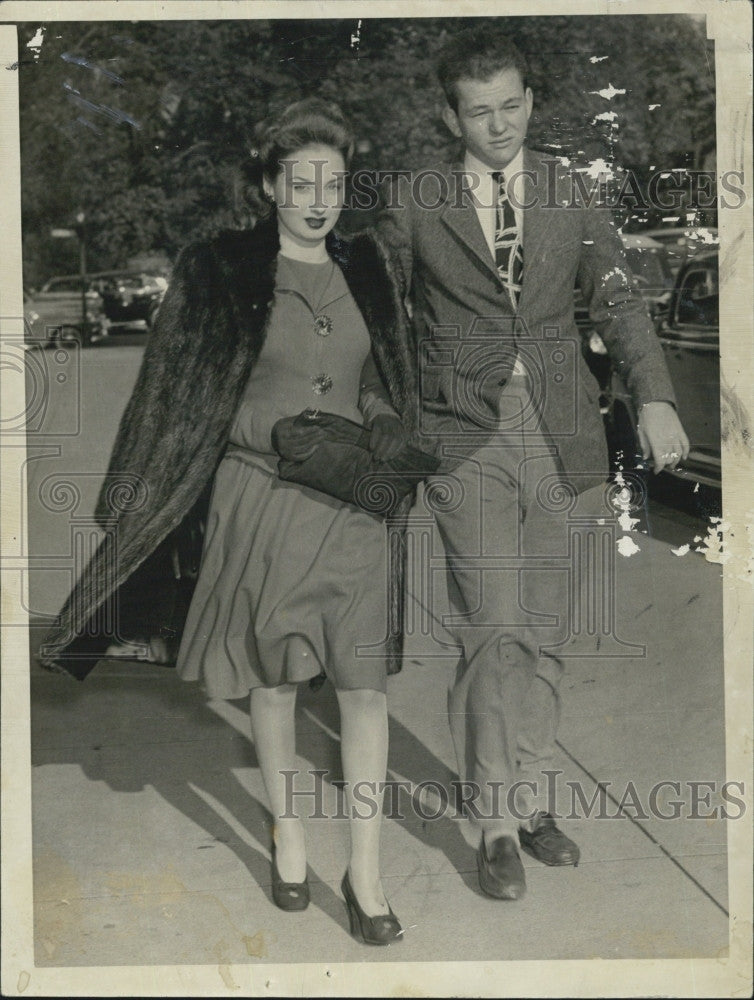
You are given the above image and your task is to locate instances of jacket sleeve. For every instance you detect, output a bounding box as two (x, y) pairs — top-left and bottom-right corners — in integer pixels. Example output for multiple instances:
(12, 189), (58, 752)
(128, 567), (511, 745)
(94, 240), (220, 525)
(576, 207), (676, 409)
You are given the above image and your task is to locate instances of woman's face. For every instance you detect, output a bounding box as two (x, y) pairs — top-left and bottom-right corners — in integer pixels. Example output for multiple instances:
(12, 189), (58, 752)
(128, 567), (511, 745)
(265, 143), (346, 248)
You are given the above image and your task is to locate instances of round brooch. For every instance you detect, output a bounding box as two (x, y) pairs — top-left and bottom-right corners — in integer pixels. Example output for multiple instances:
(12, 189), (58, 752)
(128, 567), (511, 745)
(312, 373), (333, 395)
(314, 314), (333, 337)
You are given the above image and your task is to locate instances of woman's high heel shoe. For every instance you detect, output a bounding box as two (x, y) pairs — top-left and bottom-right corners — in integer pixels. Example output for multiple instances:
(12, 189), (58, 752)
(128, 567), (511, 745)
(341, 870), (402, 945)
(271, 843), (310, 911)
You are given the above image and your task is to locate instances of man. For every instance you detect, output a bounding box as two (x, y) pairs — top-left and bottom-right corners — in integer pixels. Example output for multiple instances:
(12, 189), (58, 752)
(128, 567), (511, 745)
(369, 25), (689, 899)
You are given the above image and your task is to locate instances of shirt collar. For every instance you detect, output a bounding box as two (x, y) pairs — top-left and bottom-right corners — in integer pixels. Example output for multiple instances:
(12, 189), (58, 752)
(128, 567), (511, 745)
(464, 146), (525, 187)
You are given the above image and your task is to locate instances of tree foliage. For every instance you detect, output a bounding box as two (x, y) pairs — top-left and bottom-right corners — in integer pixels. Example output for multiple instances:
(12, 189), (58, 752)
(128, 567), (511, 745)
(17, 15), (715, 285)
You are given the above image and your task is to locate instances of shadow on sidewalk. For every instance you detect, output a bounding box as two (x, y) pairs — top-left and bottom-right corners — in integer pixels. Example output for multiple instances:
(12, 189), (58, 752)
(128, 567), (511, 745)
(30, 644), (479, 917)
(297, 680), (478, 891)
(30, 661), (351, 929)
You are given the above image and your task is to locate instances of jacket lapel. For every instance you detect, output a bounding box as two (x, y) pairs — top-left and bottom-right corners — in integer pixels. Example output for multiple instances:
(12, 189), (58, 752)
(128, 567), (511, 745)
(518, 147), (555, 313)
(439, 163), (500, 283)
(435, 154), (557, 299)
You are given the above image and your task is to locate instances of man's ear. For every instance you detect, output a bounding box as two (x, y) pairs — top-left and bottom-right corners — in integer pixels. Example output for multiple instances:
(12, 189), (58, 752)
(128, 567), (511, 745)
(442, 103), (463, 139)
(262, 176), (274, 201)
(524, 87), (534, 121)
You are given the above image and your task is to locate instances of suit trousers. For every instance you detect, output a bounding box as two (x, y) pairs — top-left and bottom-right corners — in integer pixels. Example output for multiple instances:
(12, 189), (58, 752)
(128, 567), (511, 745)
(425, 372), (571, 838)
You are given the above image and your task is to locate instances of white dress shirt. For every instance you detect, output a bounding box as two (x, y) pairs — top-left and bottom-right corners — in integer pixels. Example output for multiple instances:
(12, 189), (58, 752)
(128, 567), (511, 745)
(464, 147), (526, 260)
(464, 147), (527, 370)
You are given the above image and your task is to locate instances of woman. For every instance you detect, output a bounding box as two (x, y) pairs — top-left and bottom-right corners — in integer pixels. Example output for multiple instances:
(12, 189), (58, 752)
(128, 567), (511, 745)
(40, 99), (420, 946)
(175, 99), (408, 942)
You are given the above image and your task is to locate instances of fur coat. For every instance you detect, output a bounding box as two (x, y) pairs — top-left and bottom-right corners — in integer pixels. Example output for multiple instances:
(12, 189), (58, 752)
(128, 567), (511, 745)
(39, 216), (418, 680)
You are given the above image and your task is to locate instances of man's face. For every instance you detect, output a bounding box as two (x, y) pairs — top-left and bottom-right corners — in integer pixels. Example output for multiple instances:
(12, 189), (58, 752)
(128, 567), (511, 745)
(443, 67), (533, 170)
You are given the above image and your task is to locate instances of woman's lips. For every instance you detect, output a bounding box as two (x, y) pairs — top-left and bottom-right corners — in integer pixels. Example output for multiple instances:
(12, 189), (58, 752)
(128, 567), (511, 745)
(305, 217), (326, 229)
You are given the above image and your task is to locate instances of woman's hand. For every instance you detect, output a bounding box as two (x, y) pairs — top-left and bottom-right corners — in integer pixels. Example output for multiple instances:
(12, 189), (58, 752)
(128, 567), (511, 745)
(271, 415), (325, 462)
(368, 414), (408, 461)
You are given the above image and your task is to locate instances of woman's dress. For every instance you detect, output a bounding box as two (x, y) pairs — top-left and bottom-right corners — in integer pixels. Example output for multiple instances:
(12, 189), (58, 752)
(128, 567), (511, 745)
(176, 254), (391, 698)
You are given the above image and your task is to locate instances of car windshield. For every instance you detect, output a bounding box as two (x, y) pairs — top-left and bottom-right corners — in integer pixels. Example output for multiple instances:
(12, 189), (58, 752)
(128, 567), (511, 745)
(44, 278), (83, 293)
(675, 263), (719, 327)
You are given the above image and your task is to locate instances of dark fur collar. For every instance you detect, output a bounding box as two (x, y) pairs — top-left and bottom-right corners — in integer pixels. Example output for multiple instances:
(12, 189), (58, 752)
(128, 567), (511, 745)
(204, 217), (416, 429)
(210, 215), (352, 327)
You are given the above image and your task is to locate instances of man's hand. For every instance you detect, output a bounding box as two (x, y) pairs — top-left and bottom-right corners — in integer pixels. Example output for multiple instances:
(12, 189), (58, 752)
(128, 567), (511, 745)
(271, 415), (325, 462)
(368, 414), (408, 461)
(636, 401), (690, 475)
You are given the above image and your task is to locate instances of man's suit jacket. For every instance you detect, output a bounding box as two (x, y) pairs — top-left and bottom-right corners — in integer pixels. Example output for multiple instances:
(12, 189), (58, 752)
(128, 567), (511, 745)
(371, 146), (676, 491)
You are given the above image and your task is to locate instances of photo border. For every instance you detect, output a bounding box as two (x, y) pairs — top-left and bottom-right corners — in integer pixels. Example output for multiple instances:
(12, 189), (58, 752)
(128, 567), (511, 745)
(1, 2), (752, 996)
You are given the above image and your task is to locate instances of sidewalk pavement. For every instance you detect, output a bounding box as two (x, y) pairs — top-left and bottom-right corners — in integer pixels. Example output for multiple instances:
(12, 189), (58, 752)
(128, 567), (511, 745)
(28, 524), (729, 967)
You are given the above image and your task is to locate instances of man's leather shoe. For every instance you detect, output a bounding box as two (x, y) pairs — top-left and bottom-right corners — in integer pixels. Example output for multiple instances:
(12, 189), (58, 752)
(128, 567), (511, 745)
(519, 812), (580, 866)
(477, 835), (526, 899)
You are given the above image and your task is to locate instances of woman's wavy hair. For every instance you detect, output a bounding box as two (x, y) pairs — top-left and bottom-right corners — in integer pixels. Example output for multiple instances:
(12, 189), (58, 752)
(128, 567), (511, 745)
(241, 97), (355, 221)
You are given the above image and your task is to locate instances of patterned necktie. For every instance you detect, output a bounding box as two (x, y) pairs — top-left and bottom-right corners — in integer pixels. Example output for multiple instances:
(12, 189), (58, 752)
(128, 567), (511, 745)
(492, 170), (524, 309)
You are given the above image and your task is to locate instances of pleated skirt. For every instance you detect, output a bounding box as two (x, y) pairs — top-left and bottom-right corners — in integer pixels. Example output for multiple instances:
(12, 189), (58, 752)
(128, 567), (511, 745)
(176, 449), (390, 699)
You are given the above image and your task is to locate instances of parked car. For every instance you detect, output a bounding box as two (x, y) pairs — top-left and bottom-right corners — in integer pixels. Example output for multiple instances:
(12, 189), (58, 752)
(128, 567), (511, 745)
(642, 226), (719, 275)
(90, 271), (168, 331)
(620, 233), (676, 325)
(24, 275), (107, 347)
(584, 248), (719, 492)
(610, 248), (720, 489)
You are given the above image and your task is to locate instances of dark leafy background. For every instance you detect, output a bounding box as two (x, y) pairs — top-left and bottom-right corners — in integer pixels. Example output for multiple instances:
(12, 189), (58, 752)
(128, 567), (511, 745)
(17, 16), (715, 286)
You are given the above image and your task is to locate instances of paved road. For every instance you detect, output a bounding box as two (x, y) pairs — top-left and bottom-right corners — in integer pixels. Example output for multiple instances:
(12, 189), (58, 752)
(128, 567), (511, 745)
(25, 337), (146, 619)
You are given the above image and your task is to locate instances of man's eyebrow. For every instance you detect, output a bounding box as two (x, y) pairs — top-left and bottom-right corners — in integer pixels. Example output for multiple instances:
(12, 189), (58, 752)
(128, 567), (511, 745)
(467, 97), (522, 111)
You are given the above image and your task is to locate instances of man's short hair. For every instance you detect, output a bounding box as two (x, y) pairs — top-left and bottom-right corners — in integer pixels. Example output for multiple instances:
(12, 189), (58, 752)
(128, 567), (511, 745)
(437, 25), (529, 112)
